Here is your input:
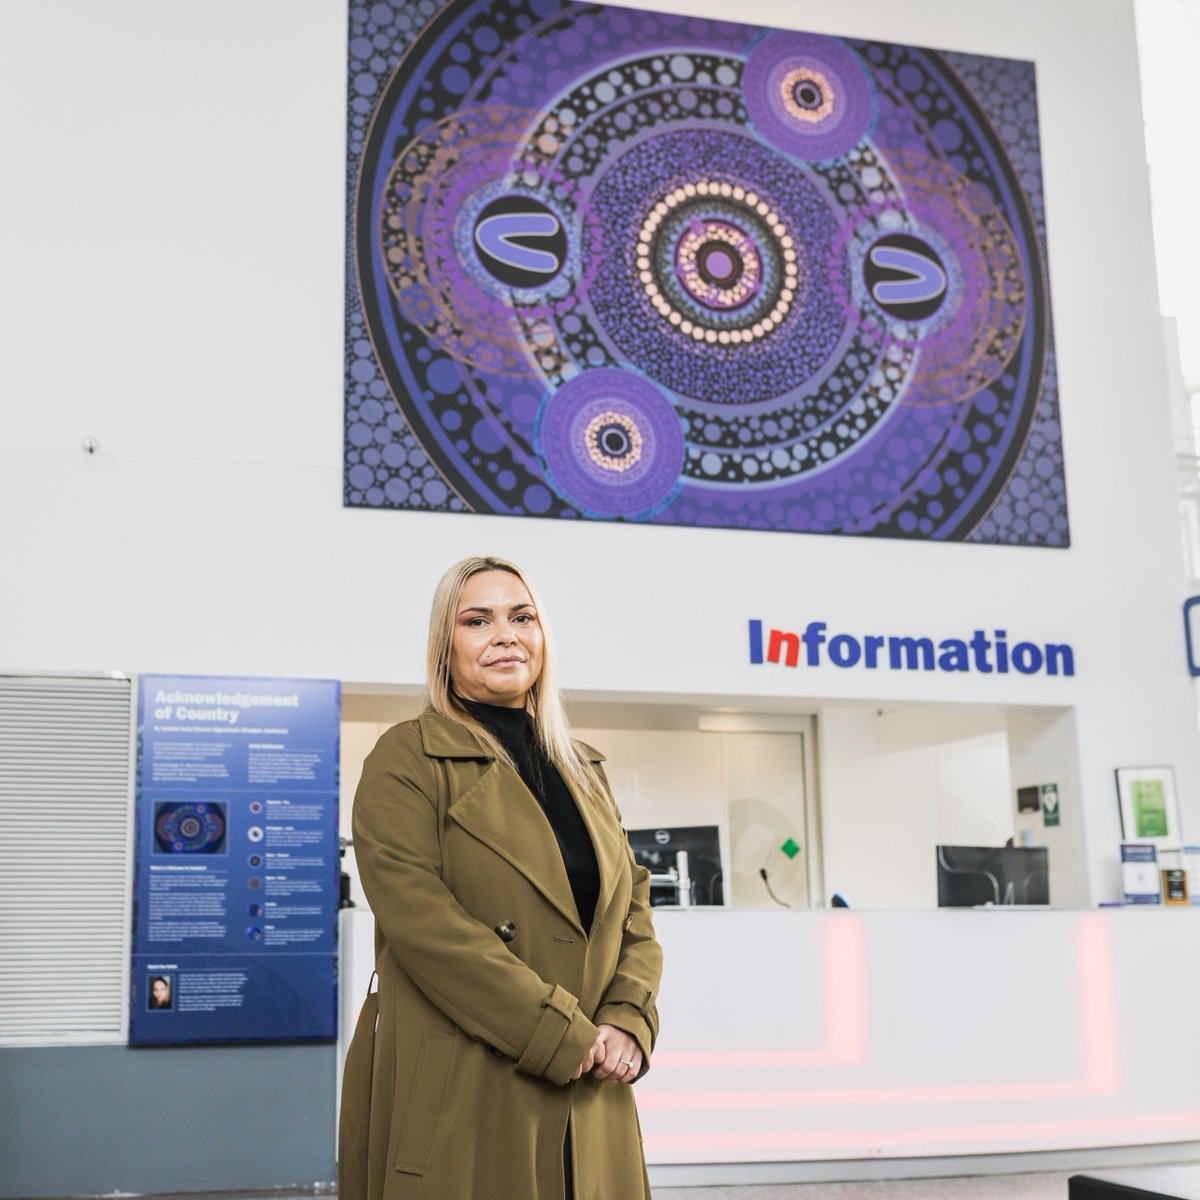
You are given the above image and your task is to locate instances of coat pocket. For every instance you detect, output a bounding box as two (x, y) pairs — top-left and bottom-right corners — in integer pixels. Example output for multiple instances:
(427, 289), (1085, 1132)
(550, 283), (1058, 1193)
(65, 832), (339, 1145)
(394, 1028), (455, 1176)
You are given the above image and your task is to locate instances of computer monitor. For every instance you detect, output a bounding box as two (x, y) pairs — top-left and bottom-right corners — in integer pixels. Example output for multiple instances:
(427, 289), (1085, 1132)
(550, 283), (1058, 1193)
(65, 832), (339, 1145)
(936, 845), (1050, 907)
(626, 825), (724, 907)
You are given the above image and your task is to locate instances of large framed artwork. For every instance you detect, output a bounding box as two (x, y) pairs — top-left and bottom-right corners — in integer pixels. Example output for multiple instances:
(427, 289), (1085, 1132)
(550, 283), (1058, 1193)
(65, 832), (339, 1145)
(344, 0), (1067, 545)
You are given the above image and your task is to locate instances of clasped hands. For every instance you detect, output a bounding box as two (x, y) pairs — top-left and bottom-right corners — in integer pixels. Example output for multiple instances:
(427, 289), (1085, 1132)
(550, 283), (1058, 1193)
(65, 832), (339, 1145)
(570, 1023), (643, 1083)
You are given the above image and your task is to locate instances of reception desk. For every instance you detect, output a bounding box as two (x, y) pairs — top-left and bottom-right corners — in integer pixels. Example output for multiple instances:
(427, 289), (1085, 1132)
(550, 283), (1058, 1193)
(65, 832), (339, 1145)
(339, 907), (1200, 1176)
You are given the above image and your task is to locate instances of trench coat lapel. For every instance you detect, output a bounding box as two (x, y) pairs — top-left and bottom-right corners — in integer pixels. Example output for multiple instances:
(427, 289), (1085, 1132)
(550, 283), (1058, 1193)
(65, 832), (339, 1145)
(563, 740), (625, 928)
(421, 711), (582, 932)
(419, 712), (624, 936)
(450, 759), (585, 931)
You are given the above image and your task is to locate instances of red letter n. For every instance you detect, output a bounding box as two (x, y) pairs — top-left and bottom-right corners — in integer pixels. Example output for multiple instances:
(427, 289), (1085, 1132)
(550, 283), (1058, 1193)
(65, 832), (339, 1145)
(767, 628), (800, 668)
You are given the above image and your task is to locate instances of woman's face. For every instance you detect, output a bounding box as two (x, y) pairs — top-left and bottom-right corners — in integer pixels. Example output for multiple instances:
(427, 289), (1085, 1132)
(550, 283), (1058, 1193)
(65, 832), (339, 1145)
(449, 571), (544, 709)
(151, 979), (169, 1004)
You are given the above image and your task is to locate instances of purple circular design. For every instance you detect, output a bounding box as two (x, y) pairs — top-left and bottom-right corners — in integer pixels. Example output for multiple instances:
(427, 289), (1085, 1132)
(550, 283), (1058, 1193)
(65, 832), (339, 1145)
(534, 369), (684, 518)
(350, 1), (1062, 544)
(743, 32), (875, 161)
(378, 105), (599, 380)
(829, 151), (1026, 410)
(674, 218), (763, 311)
(587, 129), (841, 405)
(154, 802), (225, 854)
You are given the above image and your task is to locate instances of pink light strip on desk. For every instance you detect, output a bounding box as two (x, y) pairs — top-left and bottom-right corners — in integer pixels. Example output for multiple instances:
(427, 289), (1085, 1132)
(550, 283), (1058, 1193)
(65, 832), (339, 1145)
(638, 1079), (1105, 1112)
(652, 913), (867, 1069)
(641, 1110), (1200, 1154)
(1075, 910), (1119, 1094)
(644, 912), (1118, 1111)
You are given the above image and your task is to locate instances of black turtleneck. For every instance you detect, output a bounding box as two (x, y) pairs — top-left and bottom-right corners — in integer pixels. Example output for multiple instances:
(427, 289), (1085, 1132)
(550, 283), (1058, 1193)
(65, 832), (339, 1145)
(462, 699), (600, 934)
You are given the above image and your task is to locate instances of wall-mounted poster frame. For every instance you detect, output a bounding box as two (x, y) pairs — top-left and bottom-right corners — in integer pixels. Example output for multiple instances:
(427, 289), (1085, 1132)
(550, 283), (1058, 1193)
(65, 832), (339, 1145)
(129, 675), (340, 1045)
(1115, 765), (1182, 852)
(1183, 596), (1200, 676)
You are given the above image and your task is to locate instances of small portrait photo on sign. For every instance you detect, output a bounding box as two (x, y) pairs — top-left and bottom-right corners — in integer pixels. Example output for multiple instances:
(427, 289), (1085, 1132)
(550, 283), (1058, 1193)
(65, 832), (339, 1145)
(147, 975), (174, 1011)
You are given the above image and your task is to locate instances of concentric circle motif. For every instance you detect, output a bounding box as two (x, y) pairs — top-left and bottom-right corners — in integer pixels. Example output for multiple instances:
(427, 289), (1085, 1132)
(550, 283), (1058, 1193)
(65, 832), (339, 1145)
(833, 151), (1027, 407)
(535, 370), (685, 518)
(584, 410), (643, 471)
(378, 106), (589, 378)
(676, 220), (761, 310)
(154, 802), (226, 855)
(781, 67), (834, 121)
(743, 31), (875, 160)
(636, 180), (799, 343)
(584, 127), (841, 407)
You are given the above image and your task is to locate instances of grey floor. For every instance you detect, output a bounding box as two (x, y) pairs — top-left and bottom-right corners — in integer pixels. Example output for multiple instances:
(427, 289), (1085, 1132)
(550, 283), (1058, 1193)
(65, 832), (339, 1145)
(650, 1164), (1200, 1199)
(113, 1164), (1200, 1200)
(651, 1169), (1073, 1199)
(48, 1183), (1071, 1200)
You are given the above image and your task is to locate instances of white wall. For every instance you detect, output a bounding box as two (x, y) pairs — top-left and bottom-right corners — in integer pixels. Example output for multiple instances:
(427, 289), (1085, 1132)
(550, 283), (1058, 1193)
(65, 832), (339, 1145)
(819, 705), (1016, 909)
(1, 0), (1195, 914)
(1007, 705), (1090, 906)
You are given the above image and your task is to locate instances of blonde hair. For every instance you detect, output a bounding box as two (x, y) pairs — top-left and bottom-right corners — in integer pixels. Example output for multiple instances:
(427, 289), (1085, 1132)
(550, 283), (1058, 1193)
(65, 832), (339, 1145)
(424, 556), (612, 812)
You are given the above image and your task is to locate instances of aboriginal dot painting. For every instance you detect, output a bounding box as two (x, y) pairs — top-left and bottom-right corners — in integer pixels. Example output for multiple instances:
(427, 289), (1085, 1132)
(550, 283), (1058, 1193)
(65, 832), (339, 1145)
(345, 0), (1068, 545)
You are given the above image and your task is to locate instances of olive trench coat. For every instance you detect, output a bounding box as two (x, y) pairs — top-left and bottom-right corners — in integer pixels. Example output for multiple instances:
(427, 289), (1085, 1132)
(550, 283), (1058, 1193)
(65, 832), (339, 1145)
(339, 710), (663, 1200)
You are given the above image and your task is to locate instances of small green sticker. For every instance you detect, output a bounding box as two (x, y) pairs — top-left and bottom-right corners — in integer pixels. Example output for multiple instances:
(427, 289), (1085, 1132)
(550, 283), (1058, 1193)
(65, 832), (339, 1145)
(1040, 783), (1060, 828)
(780, 837), (801, 859)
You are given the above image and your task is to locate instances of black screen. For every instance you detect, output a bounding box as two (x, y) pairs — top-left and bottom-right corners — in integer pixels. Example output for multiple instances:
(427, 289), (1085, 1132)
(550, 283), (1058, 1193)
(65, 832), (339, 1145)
(936, 845), (1050, 907)
(626, 824), (724, 906)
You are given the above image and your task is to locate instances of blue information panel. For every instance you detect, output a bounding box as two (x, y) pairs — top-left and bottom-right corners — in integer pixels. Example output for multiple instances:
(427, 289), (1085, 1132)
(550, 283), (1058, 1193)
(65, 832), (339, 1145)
(130, 675), (340, 1045)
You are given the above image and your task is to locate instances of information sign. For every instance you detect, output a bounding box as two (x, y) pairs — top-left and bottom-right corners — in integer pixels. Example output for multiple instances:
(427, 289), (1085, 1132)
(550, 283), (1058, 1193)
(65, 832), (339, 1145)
(130, 675), (340, 1044)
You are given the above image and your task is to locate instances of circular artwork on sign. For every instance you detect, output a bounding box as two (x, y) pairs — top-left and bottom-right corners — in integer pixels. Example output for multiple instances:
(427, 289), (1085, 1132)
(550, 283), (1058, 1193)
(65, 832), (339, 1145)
(154, 802), (227, 855)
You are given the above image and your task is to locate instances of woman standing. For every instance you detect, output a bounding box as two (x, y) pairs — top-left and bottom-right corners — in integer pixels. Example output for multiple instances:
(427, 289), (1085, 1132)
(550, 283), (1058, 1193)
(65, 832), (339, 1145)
(339, 556), (663, 1200)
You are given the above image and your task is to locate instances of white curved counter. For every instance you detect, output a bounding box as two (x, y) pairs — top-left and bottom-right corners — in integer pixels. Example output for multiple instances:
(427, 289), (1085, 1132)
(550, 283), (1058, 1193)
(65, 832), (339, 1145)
(641, 908), (1200, 1164)
(339, 906), (1200, 1171)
